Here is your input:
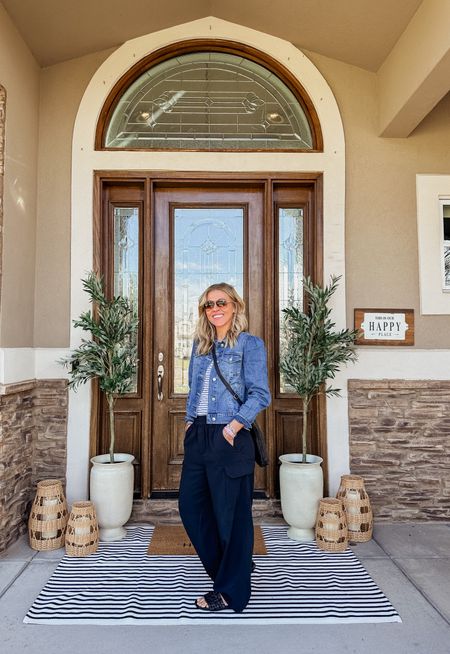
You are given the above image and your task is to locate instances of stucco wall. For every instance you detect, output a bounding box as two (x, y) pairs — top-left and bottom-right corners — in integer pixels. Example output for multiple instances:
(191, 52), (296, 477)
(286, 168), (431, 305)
(31, 39), (450, 349)
(305, 50), (450, 348)
(34, 48), (114, 347)
(0, 4), (39, 347)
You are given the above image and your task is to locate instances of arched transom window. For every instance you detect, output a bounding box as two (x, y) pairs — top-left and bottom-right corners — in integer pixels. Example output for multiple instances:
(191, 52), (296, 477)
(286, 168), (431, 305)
(98, 42), (322, 152)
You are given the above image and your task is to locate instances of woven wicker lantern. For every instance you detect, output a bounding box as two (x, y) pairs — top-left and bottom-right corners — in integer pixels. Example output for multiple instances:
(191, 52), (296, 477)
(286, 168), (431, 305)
(337, 475), (373, 542)
(315, 497), (348, 552)
(65, 501), (99, 557)
(28, 479), (68, 550)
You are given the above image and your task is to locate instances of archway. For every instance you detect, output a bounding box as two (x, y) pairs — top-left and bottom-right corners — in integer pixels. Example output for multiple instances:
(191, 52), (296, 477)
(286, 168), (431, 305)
(68, 17), (346, 504)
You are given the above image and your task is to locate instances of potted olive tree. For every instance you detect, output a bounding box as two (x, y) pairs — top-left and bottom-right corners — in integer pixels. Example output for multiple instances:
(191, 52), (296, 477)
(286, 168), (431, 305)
(279, 276), (358, 541)
(62, 272), (138, 541)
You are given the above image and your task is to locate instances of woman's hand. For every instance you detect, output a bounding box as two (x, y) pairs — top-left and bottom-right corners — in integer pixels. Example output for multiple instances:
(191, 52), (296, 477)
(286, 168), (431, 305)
(222, 420), (244, 446)
(185, 421), (193, 433)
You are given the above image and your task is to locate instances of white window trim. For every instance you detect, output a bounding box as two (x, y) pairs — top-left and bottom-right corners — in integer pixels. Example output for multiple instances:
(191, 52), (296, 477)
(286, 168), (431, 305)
(416, 174), (450, 314)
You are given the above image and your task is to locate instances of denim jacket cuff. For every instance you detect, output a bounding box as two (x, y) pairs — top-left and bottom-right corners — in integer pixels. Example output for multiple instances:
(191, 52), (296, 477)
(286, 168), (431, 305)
(235, 412), (252, 429)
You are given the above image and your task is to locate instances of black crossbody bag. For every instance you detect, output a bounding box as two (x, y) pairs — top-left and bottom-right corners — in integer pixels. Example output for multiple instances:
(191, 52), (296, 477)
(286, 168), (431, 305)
(212, 347), (269, 467)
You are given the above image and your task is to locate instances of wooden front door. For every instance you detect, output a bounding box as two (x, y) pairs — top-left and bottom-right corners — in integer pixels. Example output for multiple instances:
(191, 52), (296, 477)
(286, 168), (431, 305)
(94, 173), (325, 499)
(152, 183), (265, 493)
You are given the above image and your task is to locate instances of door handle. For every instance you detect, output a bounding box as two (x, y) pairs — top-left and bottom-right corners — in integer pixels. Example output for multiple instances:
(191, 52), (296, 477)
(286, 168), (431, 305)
(157, 364), (164, 401)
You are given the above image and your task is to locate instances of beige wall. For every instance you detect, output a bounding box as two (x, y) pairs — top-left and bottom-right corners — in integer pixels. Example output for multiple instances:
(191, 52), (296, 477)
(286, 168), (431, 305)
(34, 48), (114, 347)
(306, 50), (450, 348)
(32, 41), (450, 348)
(0, 4), (39, 346)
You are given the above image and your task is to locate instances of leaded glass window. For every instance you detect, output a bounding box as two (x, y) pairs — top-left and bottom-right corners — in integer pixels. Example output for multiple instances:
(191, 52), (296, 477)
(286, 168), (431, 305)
(279, 207), (303, 393)
(173, 207), (244, 393)
(113, 206), (139, 392)
(441, 200), (450, 289)
(104, 51), (314, 151)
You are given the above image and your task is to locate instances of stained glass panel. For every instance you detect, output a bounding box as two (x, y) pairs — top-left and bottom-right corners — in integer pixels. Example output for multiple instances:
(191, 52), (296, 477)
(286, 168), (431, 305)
(105, 52), (313, 151)
(279, 207), (303, 393)
(113, 206), (139, 392)
(174, 207), (244, 393)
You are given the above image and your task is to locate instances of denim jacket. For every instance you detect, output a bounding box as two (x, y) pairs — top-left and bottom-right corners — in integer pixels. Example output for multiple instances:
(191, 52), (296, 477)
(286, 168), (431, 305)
(185, 331), (271, 428)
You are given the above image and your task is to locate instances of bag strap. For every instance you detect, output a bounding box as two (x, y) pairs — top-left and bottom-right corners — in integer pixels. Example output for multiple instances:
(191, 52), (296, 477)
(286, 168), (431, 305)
(211, 346), (243, 406)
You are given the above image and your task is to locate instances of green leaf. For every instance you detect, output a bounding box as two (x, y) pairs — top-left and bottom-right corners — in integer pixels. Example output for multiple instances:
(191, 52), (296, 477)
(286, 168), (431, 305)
(280, 275), (359, 457)
(60, 271), (139, 459)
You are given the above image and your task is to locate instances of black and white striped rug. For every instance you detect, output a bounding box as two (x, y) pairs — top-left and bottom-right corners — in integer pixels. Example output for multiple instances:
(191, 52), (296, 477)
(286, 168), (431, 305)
(24, 525), (401, 625)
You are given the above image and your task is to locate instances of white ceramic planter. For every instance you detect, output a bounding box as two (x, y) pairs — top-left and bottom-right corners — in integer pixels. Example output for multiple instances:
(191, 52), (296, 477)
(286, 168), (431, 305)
(90, 453), (134, 541)
(279, 453), (324, 541)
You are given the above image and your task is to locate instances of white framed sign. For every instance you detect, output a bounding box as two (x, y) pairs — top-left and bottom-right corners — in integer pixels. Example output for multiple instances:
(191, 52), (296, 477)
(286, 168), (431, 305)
(354, 309), (414, 346)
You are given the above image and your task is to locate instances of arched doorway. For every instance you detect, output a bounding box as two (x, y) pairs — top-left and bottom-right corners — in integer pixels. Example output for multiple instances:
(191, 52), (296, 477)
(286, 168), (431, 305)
(92, 41), (324, 500)
(68, 17), (346, 504)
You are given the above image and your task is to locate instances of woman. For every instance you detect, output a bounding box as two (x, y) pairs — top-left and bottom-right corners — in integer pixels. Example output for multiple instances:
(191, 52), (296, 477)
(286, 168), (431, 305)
(179, 282), (271, 613)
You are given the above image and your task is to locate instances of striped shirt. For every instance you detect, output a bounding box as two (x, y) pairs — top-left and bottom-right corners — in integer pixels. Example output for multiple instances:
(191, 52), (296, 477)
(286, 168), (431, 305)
(196, 361), (213, 416)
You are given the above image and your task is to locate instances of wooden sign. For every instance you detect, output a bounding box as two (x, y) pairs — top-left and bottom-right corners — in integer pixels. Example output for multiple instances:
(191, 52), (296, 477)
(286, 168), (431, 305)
(354, 309), (414, 346)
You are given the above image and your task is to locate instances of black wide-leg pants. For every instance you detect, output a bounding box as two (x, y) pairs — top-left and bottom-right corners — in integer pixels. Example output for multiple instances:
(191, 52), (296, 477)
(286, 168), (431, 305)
(178, 416), (255, 612)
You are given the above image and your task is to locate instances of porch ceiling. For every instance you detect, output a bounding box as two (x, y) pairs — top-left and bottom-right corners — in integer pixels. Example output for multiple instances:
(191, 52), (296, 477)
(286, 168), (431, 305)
(3, 0), (449, 137)
(2, 0), (421, 71)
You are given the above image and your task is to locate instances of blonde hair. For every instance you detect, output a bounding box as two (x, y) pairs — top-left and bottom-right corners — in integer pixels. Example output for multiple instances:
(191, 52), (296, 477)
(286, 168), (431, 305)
(194, 283), (248, 355)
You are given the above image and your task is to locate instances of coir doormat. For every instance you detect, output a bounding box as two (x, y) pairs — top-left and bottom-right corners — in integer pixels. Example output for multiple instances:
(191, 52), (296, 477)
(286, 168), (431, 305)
(147, 524), (267, 556)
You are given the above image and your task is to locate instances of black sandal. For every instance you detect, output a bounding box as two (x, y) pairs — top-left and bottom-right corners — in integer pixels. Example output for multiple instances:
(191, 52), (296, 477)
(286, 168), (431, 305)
(195, 591), (228, 612)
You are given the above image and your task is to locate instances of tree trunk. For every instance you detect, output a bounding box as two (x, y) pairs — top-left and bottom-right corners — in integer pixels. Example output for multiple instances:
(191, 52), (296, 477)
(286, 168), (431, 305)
(302, 397), (308, 463)
(108, 395), (115, 463)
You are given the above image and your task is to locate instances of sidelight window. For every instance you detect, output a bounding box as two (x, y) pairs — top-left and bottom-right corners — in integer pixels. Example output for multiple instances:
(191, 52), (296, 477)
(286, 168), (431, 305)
(113, 206), (140, 392)
(278, 207), (303, 393)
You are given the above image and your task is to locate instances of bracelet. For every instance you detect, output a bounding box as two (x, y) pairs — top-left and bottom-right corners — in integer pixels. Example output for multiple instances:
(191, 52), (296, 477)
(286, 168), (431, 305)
(224, 424), (236, 437)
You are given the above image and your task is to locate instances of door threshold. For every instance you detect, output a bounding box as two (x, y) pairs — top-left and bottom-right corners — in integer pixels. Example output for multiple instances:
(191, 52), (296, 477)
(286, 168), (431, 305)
(131, 496), (282, 524)
(149, 490), (268, 500)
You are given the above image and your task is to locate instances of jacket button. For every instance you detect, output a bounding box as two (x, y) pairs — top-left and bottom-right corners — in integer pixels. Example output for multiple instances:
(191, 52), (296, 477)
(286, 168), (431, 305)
(212, 397), (216, 401)
(212, 377), (216, 382)
(212, 417), (216, 421)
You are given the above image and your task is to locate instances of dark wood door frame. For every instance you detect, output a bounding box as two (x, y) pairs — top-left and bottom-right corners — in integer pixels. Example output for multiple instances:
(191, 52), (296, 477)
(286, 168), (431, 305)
(91, 171), (326, 499)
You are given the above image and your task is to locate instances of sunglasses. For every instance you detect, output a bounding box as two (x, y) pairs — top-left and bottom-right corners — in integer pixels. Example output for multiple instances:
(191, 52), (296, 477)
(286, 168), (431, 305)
(203, 299), (232, 311)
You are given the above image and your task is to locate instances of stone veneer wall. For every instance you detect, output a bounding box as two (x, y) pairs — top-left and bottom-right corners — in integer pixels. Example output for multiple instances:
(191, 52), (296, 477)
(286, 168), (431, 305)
(348, 380), (450, 521)
(32, 381), (68, 486)
(0, 379), (68, 552)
